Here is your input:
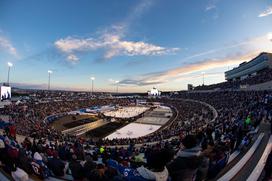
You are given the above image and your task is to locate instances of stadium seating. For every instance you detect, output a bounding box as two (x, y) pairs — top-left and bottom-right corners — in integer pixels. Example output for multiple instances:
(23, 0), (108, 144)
(0, 90), (271, 180)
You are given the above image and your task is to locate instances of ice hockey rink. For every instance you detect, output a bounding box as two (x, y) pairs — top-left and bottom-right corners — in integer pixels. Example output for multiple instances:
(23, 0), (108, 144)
(105, 123), (161, 139)
(105, 105), (172, 139)
(103, 106), (149, 118)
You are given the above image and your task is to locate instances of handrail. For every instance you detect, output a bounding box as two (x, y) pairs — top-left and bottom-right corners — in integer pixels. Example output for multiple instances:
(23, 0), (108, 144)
(218, 133), (264, 181)
(247, 135), (272, 181)
(0, 168), (14, 181)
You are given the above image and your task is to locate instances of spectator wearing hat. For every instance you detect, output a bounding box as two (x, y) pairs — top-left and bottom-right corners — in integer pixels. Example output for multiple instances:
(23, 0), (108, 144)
(47, 152), (65, 177)
(69, 154), (84, 180)
(167, 135), (206, 181)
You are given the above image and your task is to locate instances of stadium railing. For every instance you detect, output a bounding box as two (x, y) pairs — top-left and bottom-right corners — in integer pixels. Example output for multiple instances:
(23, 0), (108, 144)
(247, 135), (272, 181)
(217, 133), (264, 181)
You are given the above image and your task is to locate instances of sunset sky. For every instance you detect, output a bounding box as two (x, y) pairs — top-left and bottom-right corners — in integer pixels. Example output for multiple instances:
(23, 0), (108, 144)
(0, 0), (272, 92)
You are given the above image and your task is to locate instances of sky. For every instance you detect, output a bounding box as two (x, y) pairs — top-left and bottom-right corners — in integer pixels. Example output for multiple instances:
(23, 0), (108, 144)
(0, 0), (272, 92)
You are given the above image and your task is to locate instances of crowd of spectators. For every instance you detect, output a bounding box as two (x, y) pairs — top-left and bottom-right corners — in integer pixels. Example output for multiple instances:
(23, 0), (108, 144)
(0, 98), (133, 136)
(0, 90), (271, 180)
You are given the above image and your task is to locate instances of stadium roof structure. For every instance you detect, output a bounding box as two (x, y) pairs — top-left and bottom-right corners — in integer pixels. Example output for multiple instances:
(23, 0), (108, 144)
(225, 52), (272, 81)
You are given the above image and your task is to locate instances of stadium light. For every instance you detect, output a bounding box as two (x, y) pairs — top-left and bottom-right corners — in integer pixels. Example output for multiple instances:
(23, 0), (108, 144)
(90, 76), (95, 94)
(8, 62), (13, 67)
(201, 72), (205, 85)
(7, 62), (13, 86)
(48, 70), (53, 90)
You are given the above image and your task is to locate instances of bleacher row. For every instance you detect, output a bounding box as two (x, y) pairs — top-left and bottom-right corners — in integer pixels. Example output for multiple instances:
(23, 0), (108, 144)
(173, 91), (272, 181)
(217, 130), (272, 181)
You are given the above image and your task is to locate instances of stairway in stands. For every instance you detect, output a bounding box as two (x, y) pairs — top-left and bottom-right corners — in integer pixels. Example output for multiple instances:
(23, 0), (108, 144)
(213, 121), (271, 181)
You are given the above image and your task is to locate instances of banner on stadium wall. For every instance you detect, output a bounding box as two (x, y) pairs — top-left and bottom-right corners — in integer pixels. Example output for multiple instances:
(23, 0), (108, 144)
(1, 86), (11, 101)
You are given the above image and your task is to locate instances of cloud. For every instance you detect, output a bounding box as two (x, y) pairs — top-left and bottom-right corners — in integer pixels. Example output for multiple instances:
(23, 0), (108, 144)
(55, 34), (179, 61)
(8, 82), (86, 91)
(54, 37), (102, 53)
(0, 35), (17, 56)
(205, 0), (219, 11)
(259, 6), (272, 17)
(268, 33), (272, 41)
(108, 78), (115, 82)
(119, 53), (257, 86)
(119, 53), (254, 86)
(54, 0), (179, 62)
(103, 35), (179, 59)
(119, 78), (164, 86)
(67, 54), (79, 63)
(181, 33), (272, 62)
(204, 0), (220, 21)
(10, 82), (48, 90)
(205, 4), (216, 11)
(119, 33), (272, 86)
(117, 0), (154, 36)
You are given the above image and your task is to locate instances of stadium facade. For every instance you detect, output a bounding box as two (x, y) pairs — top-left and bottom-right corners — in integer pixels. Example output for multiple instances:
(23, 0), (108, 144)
(225, 52), (272, 81)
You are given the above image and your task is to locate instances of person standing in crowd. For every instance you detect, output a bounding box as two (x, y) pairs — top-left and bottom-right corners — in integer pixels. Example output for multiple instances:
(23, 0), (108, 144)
(9, 124), (16, 139)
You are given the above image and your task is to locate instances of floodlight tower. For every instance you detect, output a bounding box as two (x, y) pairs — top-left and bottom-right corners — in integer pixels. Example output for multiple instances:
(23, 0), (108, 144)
(48, 70), (53, 90)
(201, 72), (205, 85)
(115, 80), (119, 93)
(7, 62), (13, 86)
(90, 76), (95, 94)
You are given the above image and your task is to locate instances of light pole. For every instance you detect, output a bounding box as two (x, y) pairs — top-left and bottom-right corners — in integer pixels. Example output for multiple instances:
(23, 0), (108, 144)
(115, 80), (119, 93)
(48, 70), (53, 90)
(90, 77), (95, 95)
(7, 62), (13, 86)
(201, 72), (205, 86)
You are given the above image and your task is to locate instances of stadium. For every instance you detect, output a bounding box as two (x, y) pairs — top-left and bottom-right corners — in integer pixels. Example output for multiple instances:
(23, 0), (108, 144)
(1, 59), (272, 180)
(0, 1), (272, 181)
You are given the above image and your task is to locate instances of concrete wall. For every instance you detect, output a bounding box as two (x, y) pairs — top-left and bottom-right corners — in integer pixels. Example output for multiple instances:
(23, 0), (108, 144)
(243, 80), (272, 91)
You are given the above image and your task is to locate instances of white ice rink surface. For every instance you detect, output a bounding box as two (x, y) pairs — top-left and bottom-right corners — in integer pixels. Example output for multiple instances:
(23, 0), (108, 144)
(105, 123), (161, 140)
(103, 106), (149, 118)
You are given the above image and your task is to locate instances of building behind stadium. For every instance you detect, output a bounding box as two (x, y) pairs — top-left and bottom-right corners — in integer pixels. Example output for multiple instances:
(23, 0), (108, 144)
(225, 52), (272, 81)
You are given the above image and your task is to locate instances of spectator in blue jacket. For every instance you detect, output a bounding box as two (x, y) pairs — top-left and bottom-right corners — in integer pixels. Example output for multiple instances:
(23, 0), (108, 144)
(108, 148), (173, 181)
